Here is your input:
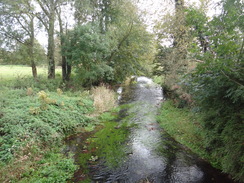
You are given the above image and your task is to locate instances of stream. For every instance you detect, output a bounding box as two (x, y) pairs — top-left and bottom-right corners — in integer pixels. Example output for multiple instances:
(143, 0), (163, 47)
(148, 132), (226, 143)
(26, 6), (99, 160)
(66, 76), (237, 183)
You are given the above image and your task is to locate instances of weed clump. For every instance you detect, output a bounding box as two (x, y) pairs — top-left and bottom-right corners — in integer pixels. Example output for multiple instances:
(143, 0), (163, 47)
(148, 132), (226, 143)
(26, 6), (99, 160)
(91, 84), (117, 115)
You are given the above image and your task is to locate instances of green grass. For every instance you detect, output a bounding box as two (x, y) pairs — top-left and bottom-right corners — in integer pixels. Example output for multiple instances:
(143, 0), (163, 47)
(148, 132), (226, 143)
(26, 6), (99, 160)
(157, 101), (215, 163)
(0, 65), (61, 81)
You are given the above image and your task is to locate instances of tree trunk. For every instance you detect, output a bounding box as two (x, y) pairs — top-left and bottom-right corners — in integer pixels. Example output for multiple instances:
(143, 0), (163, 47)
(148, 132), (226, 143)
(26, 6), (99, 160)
(57, 6), (72, 82)
(47, 10), (55, 79)
(66, 63), (72, 81)
(30, 17), (37, 78)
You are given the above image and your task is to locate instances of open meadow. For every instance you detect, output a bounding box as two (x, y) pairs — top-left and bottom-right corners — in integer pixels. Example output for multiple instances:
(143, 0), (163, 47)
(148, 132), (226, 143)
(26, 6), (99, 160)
(0, 65), (61, 82)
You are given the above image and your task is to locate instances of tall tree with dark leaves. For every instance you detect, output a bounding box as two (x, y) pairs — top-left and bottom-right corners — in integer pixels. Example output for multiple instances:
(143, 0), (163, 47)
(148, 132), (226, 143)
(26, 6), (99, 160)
(64, 0), (153, 86)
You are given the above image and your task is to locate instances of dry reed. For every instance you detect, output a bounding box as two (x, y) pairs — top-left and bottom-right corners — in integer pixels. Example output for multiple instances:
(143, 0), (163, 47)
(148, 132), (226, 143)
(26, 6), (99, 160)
(91, 84), (117, 115)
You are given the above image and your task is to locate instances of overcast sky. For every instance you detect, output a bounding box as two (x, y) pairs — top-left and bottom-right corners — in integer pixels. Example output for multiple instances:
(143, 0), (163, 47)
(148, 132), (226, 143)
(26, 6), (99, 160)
(137, 0), (222, 30)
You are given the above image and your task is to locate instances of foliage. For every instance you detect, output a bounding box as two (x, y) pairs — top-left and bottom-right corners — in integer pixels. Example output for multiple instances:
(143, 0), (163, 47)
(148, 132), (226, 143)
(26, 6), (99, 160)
(109, 20), (154, 83)
(0, 0), (34, 47)
(15, 40), (47, 66)
(0, 150), (78, 183)
(0, 83), (94, 182)
(155, 0), (244, 180)
(63, 22), (114, 86)
(184, 1), (244, 180)
(153, 2), (190, 93)
(64, 0), (154, 86)
(0, 41), (46, 66)
(19, 152), (77, 183)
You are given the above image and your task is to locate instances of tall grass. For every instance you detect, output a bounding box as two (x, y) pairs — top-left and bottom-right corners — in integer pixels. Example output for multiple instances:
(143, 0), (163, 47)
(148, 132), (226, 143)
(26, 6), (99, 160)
(91, 84), (117, 115)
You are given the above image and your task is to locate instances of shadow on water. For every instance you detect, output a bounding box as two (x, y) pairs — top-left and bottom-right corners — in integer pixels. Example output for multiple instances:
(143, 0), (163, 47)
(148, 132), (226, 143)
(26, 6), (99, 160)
(66, 76), (239, 183)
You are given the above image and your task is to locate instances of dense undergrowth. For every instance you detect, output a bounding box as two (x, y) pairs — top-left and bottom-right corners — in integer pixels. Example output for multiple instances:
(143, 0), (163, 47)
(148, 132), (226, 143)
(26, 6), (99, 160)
(0, 76), (97, 182)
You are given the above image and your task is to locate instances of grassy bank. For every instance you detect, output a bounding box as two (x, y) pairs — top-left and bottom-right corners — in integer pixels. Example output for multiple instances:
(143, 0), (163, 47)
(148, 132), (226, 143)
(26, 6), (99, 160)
(157, 101), (219, 167)
(0, 66), (119, 183)
(157, 100), (244, 181)
(0, 81), (96, 182)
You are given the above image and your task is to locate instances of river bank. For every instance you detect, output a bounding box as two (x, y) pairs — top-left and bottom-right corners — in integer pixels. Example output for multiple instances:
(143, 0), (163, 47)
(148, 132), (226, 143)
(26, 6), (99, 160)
(157, 100), (242, 183)
(0, 77), (116, 182)
(65, 76), (239, 183)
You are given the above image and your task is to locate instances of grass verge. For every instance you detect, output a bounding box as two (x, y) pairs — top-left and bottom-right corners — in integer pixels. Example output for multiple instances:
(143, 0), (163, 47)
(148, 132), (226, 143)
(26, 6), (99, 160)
(157, 100), (219, 167)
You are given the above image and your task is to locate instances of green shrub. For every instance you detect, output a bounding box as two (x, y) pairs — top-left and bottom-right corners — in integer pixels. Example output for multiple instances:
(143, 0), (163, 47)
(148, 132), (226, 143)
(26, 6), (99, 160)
(19, 152), (78, 183)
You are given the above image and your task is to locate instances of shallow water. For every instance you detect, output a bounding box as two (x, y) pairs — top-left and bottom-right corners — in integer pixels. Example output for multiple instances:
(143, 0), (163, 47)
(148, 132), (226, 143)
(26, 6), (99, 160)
(66, 76), (237, 183)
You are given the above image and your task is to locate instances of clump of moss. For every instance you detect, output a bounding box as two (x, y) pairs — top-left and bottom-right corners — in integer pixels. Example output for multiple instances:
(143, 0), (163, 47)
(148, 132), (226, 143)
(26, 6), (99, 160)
(75, 109), (133, 181)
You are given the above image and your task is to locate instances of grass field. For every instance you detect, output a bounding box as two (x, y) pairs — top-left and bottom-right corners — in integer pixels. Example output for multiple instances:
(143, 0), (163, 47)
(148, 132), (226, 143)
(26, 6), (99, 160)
(0, 65), (61, 81)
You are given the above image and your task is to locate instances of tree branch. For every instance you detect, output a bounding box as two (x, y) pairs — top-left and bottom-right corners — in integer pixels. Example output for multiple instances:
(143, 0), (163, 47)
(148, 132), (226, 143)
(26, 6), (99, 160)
(36, 0), (50, 16)
(1, 30), (25, 44)
(221, 70), (243, 87)
(108, 22), (134, 63)
(35, 13), (49, 31)
(237, 37), (244, 63)
(14, 16), (31, 36)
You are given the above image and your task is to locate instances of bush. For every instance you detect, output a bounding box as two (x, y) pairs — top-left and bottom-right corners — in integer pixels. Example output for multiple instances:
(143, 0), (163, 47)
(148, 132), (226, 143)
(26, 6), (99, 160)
(76, 63), (114, 87)
(187, 60), (244, 180)
(19, 152), (77, 183)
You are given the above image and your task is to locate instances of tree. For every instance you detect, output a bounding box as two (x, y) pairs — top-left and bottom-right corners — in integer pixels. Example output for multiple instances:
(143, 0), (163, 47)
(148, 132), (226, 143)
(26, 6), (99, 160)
(74, 0), (119, 33)
(153, 0), (189, 92)
(64, 0), (154, 86)
(56, 2), (72, 81)
(36, 0), (60, 79)
(15, 39), (46, 66)
(0, 0), (38, 77)
(63, 22), (113, 86)
(183, 0), (244, 180)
